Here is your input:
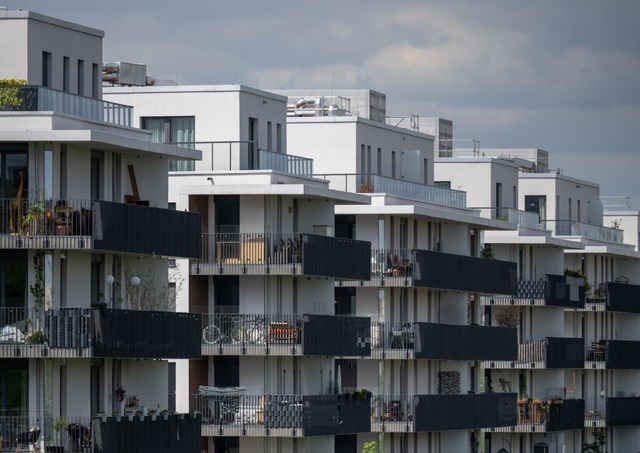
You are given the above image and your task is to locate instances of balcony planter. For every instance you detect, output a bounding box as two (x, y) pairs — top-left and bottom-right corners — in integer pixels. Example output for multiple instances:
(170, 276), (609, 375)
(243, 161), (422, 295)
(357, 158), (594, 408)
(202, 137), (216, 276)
(161, 410), (169, 421)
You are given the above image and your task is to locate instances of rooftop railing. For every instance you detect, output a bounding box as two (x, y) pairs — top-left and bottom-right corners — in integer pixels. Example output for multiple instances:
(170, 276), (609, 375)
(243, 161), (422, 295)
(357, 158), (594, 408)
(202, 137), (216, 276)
(477, 207), (541, 229)
(550, 220), (624, 244)
(0, 85), (132, 126)
(315, 174), (467, 208)
(169, 141), (313, 176)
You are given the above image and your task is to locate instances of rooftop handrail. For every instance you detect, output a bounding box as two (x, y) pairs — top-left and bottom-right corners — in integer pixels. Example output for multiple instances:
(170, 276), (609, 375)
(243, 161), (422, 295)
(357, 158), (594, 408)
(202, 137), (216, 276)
(0, 85), (132, 126)
(547, 220), (624, 243)
(314, 173), (467, 207)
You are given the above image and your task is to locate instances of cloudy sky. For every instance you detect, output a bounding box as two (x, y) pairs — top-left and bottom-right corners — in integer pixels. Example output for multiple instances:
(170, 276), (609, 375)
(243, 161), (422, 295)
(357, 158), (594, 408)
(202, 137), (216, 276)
(7, 0), (640, 208)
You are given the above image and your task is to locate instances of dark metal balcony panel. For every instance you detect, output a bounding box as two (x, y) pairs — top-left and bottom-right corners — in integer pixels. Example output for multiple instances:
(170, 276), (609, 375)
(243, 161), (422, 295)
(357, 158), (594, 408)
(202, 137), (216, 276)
(414, 393), (517, 431)
(544, 274), (585, 308)
(301, 395), (371, 436)
(414, 323), (517, 361)
(302, 315), (371, 357)
(92, 201), (201, 258)
(92, 414), (201, 453)
(302, 234), (371, 280)
(606, 340), (640, 369)
(412, 250), (517, 294)
(605, 282), (640, 313)
(545, 399), (584, 431)
(606, 397), (640, 426)
(45, 308), (92, 348)
(546, 337), (585, 369)
(92, 308), (201, 359)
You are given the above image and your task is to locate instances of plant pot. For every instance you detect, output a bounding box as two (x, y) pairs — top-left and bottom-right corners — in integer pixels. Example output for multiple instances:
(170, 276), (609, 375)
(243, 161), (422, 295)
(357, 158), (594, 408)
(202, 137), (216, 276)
(45, 447), (65, 453)
(150, 414), (157, 421)
(162, 413), (169, 421)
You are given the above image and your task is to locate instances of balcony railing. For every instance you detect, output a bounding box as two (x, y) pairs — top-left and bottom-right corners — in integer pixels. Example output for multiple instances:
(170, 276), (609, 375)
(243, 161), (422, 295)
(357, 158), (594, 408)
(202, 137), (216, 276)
(585, 339), (640, 369)
(497, 398), (585, 432)
(0, 307), (201, 360)
(0, 198), (201, 258)
(585, 282), (640, 313)
(484, 274), (585, 308)
(169, 141), (313, 176)
(0, 85), (132, 126)
(474, 207), (541, 229)
(485, 337), (584, 369)
(315, 174), (467, 208)
(550, 220), (624, 243)
(192, 232), (371, 280)
(200, 313), (371, 357)
(192, 393), (370, 437)
(339, 248), (517, 294)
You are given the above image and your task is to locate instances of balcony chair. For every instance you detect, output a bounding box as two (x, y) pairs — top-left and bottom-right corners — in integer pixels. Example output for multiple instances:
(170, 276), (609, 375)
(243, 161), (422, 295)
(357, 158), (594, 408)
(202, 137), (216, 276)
(16, 426), (40, 452)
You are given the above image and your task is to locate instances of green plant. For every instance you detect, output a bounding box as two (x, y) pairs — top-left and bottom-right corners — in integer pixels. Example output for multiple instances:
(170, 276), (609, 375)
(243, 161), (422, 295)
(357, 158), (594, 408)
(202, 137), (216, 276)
(565, 269), (592, 294)
(22, 201), (45, 233)
(581, 428), (606, 453)
(518, 372), (528, 399)
(0, 79), (25, 109)
(498, 378), (511, 393)
(30, 330), (45, 344)
(481, 246), (495, 259)
(362, 440), (377, 453)
(493, 307), (520, 328)
(30, 252), (45, 308)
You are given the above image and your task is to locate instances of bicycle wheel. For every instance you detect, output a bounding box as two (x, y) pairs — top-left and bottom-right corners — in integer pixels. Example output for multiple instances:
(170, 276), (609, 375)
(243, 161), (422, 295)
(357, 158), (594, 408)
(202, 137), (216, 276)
(203, 325), (222, 344)
(247, 326), (266, 344)
(229, 325), (245, 343)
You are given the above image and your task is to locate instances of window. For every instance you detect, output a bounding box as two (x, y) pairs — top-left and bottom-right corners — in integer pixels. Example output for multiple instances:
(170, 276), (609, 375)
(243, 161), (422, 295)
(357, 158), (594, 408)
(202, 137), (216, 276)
(377, 148), (382, 175)
(267, 121), (273, 152)
(63, 57), (70, 92)
(141, 117), (195, 171)
(276, 123), (282, 153)
(391, 151), (396, 178)
(42, 52), (52, 87)
(92, 63), (100, 99)
(77, 59), (85, 96)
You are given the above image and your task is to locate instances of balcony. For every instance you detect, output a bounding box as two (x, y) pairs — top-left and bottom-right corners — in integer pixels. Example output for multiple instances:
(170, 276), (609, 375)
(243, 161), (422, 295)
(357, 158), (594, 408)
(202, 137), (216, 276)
(484, 337), (584, 369)
(192, 393), (370, 437)
(0, 413), (200, 453)
(370, 321), (516, 361)
(191, 232), (371, 280)
(483, 274), (585, 308)
(0, 307), (201, 360)
(316, 174), (467, 208)
(371, 393), (517, 432)
(200, 313), (371, 357)
(0, 85), (132, 126)
(338, 248), (517, 294)
(550, 220), (624, 244)
(585, 282), (640, 313)
(0, 198), (201, 259)
(583, 396), (640, 427)
(585, 339), (640, 369)
(492, 398), (585, 433)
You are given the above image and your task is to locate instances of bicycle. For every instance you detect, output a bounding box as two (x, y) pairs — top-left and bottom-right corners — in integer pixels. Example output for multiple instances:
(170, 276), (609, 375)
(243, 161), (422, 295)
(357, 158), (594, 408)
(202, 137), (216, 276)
(202, 314), (266, 345)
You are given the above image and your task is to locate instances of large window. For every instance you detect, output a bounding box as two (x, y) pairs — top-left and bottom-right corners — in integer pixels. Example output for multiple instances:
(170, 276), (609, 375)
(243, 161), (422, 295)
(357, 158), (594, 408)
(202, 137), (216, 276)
(141, 117), (195, 171)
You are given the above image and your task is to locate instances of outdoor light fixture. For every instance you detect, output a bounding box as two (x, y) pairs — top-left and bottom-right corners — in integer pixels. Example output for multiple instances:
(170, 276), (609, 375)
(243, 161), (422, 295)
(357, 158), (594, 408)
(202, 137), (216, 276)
(105, 275), (115, 285)
(130, 276), (140, 286)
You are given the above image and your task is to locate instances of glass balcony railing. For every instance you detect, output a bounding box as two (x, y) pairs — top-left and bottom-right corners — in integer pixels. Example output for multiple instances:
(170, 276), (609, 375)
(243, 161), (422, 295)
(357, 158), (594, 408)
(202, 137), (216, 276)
(550, 220), (624, 243)
(0, 85), (132, 126)
(169, 141), (313, 177)
(315, 174), (467, 208)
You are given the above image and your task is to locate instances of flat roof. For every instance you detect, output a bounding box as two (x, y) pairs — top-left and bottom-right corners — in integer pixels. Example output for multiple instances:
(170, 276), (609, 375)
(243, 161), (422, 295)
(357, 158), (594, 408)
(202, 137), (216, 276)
(0, 9), (104, 37)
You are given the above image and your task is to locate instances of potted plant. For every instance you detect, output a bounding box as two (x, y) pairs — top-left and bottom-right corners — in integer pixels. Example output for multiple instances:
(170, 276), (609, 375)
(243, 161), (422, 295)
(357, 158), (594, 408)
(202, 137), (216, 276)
(45, 416), (67, 452)
(148, 408), (158, 421)
(161, 409), (170, 421)
(22, 201), (45, 235)
(112, 410), (121, 422)
(29, 329), (46, 344)
(98, 411), (108, 422)
(136, 408), (145, 421)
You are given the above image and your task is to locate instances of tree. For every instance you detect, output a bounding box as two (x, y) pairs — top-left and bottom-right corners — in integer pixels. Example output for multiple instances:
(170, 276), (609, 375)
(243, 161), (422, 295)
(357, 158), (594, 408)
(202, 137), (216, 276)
(581, 428), (606, 453)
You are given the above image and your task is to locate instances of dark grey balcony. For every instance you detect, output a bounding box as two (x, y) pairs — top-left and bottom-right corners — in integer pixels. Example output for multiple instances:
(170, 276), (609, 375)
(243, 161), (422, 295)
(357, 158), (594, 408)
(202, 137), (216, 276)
(28, 308), (202, 359)
(192, 393), (370, 437)
(493, 398), (585, 433)
(585, 282), (640, 313)
(93, 413), (201, 453)
(485, 337), (584, 369)
(484, 274), (585, 308)
(338, 248), (517, 294)
(192, 232), (370, 280)
(413, 393), (517, 432)
(586, 339), (640, 369)
(200, 313), (371, 358)
(605, 397), (640, 426)
(371, 393), (516, 432)
(0, 198), (201, 259)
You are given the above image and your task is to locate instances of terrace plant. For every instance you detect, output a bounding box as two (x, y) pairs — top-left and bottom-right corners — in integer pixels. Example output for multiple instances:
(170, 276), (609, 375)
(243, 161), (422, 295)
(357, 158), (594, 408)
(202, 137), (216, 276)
(0, 79), (25, 109)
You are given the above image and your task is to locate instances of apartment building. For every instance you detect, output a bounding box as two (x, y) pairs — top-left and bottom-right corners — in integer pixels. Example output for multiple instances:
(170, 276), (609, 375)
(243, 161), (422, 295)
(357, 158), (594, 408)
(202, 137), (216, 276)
(436, 147), (640, 452)
(0, 10), (202, 453)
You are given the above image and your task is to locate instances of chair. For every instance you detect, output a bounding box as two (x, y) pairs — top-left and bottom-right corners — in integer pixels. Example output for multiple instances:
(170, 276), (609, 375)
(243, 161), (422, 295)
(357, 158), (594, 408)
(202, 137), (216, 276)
(16, 426), (40, 452)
